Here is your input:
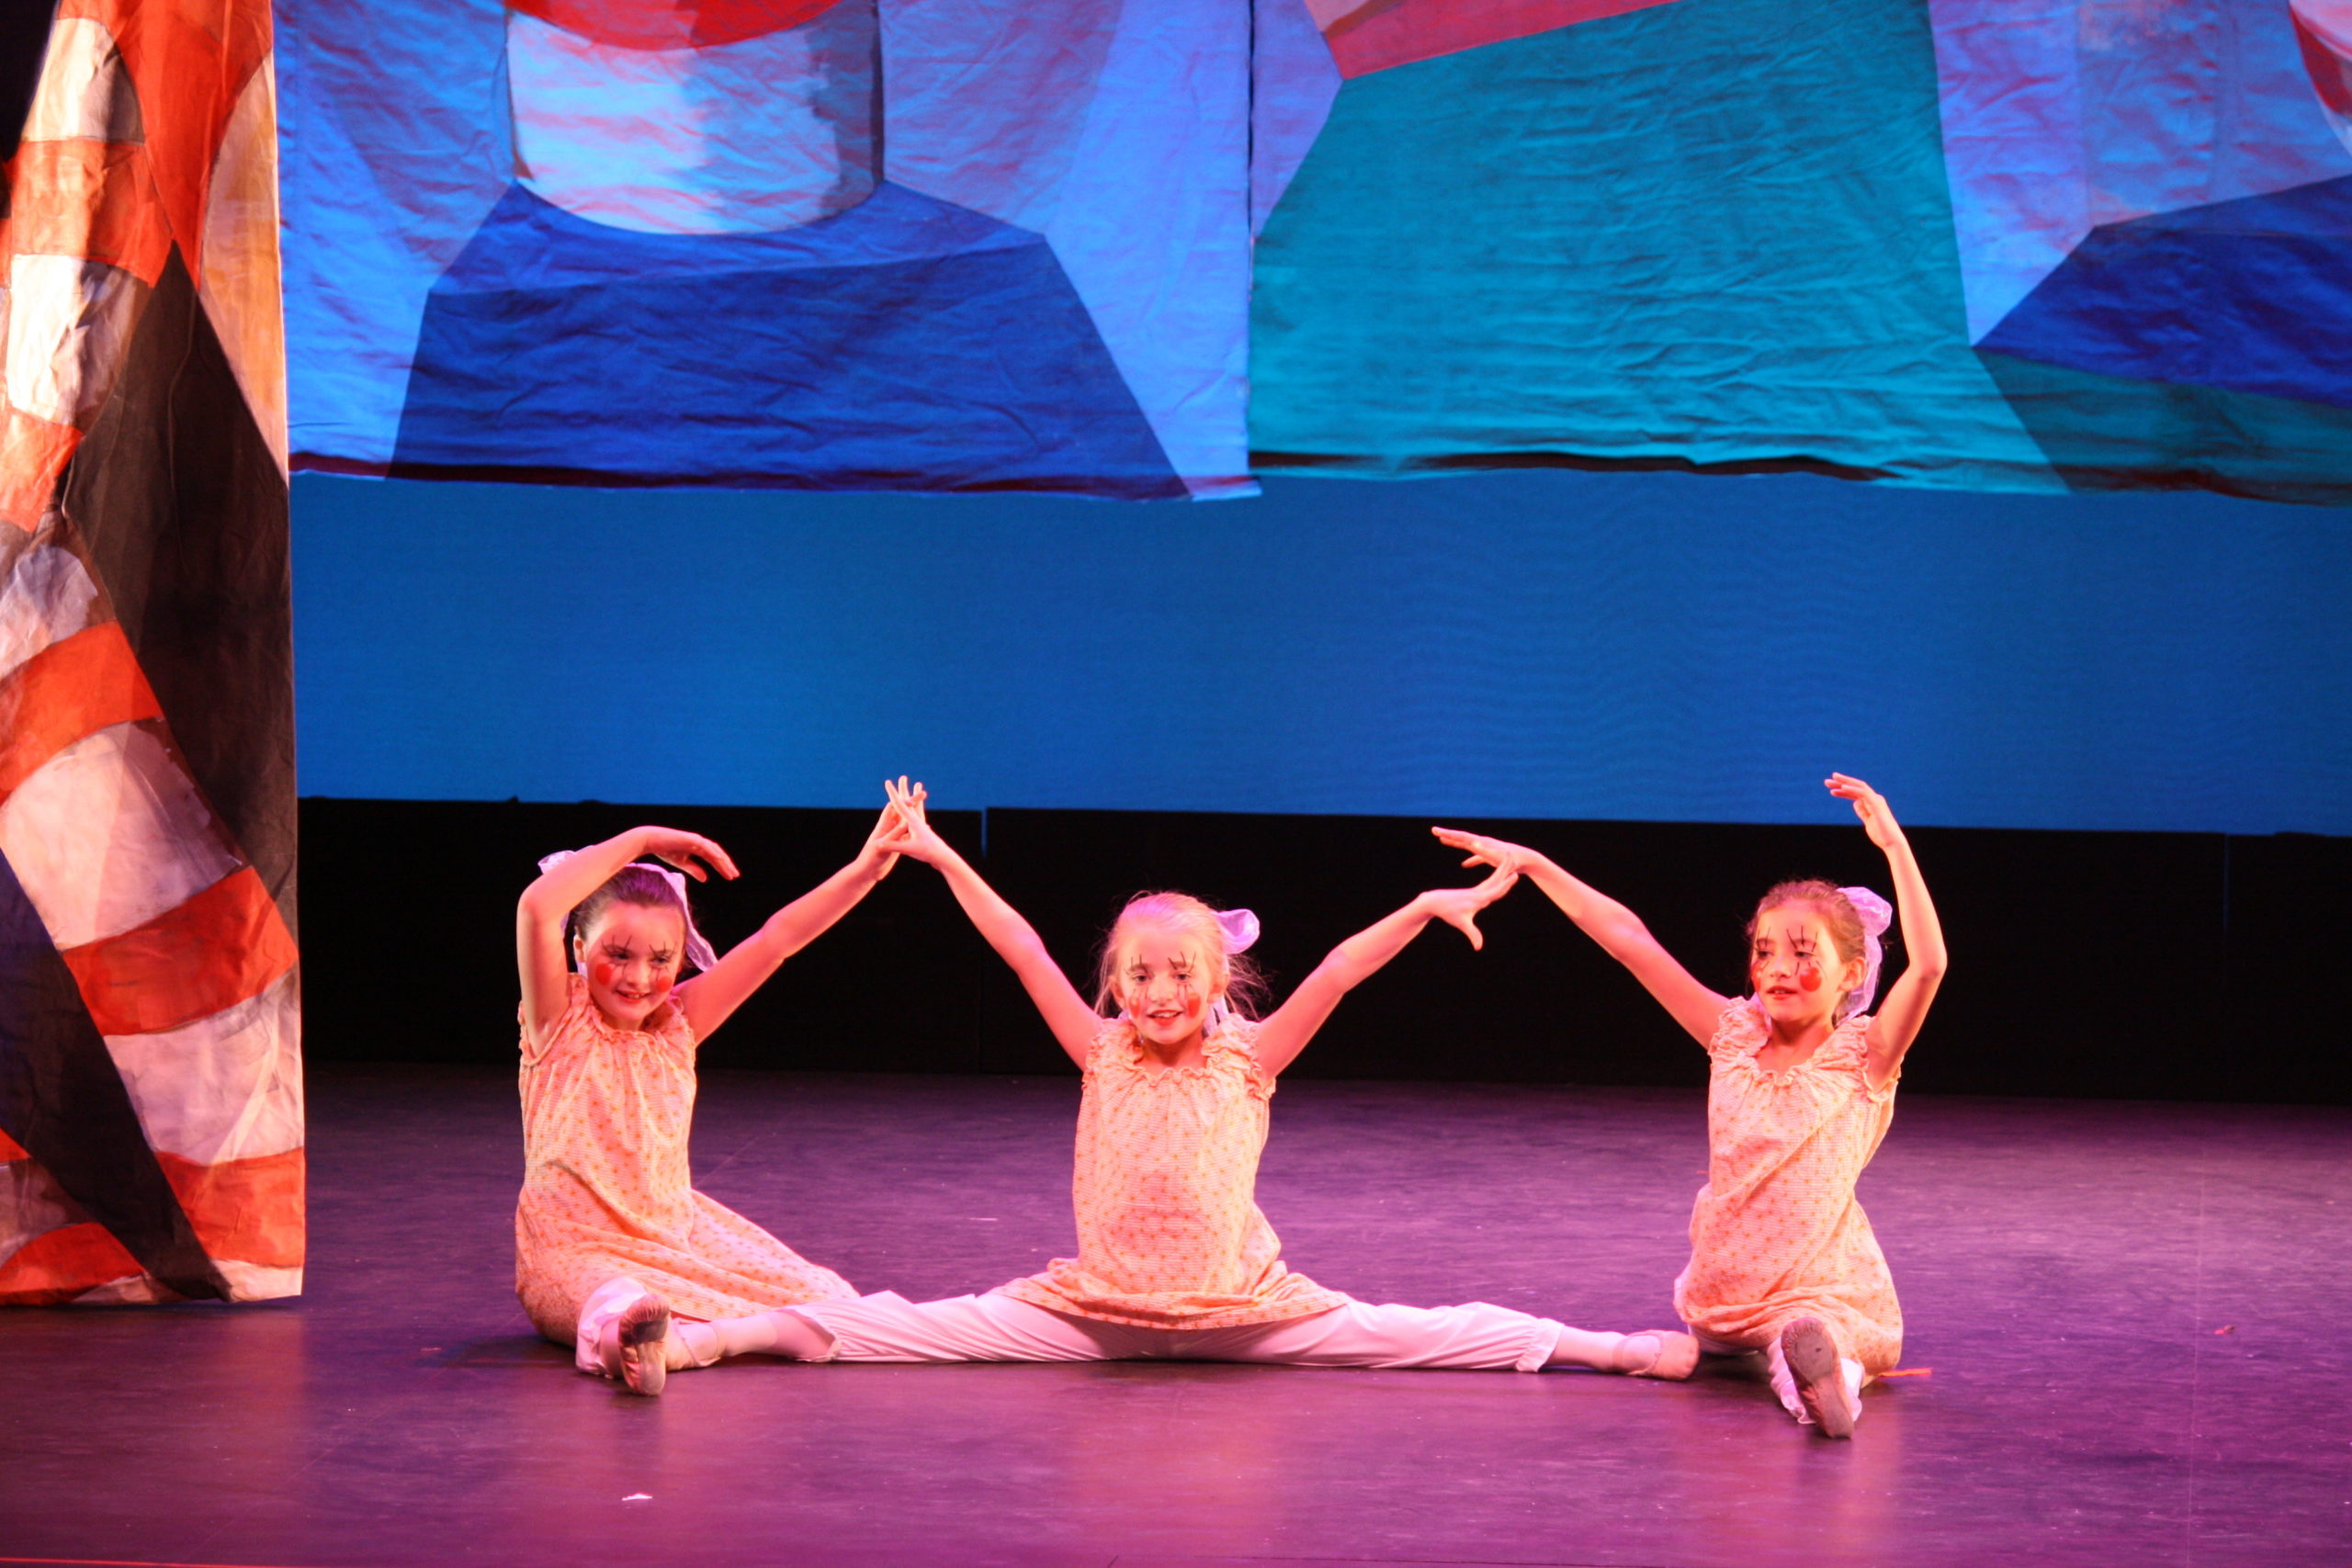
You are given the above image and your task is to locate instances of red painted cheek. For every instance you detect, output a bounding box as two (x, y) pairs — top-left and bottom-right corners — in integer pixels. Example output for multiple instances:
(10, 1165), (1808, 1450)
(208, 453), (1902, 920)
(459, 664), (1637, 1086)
(588, 958), (621, 990)
(1798, 964), (1823, 993)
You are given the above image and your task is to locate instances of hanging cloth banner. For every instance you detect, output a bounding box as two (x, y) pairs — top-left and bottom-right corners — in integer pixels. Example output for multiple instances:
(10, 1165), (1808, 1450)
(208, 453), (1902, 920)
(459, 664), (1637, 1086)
(1250, 0), (2352, 503)
(280, 0), (1254, 499)
(0, 0), (302, 1305)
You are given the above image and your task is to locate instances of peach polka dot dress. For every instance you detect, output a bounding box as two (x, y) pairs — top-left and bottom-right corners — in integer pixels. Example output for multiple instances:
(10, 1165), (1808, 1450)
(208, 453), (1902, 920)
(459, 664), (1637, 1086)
(514, 975), (855, 1344)
(1672, 998), (1903, 1373)
(998, 1018), (1349, 1331)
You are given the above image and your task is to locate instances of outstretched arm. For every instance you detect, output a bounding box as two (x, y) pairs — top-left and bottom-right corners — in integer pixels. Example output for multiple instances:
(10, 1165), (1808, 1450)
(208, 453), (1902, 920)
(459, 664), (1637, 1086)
(517, 825), (739, 1042)
(873, 780), (1102, 1067)
(1251, 866), (1518, 1077)
(1833, 774), (1947, 1089)
(1432, 828), (1731, 1045)
(679, 804), (904, 1042)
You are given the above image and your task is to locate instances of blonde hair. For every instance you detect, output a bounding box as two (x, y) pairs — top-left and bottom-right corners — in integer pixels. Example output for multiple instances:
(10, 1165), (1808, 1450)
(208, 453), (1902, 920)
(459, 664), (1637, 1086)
(1091, 891), (1267, 1020)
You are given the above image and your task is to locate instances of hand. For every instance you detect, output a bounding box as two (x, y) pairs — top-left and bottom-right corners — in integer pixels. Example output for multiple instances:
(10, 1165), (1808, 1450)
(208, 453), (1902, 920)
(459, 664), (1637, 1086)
(1430, 826), (1537, 878)
(1415, 864), (1519, 950)
(857, 796), (905, 880)
(1826, 773), (1904, 851)
(874, 776), (956, 867)
(636, 827), (738, 882)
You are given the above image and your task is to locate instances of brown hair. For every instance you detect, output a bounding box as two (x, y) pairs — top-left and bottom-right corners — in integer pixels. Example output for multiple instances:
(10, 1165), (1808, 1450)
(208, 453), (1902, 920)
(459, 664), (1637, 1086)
(569, 864), (690, 954)
(1746, 879), (1867, 967)
(1091, 891), (1268, 1021)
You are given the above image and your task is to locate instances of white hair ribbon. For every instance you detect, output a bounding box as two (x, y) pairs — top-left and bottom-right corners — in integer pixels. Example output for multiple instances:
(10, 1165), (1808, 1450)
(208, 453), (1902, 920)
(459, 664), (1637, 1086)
(1205, 907), (1260, 1031)
(1838, 885), (1893, 1022)
(538, 849), (720, 975)
(1215, 907), (1261, 955)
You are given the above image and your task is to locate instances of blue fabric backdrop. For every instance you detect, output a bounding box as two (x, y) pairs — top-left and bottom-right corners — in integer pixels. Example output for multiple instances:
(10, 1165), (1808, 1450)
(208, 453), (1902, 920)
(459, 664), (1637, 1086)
(290, 470), (2352, 836)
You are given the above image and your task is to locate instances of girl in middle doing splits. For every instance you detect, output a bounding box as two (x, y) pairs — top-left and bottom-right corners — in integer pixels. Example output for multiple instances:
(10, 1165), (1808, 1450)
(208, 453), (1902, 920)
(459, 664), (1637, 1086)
(688, 781), (1699, 1379)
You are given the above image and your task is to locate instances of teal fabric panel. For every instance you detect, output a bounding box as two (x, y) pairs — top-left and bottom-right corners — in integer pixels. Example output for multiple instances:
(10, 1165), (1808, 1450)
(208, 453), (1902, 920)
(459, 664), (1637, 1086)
(1249, 0), (2055, 490)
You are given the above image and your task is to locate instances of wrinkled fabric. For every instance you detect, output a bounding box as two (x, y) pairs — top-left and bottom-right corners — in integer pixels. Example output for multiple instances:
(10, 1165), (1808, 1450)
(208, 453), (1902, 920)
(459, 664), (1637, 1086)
(279, 0), (1254, 497)
(1255, 0), (2352, 502)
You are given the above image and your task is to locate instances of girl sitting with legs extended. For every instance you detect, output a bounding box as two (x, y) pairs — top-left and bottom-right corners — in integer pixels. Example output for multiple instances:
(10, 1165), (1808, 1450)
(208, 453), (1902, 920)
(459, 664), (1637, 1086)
(1434, 773), (1947, 1437)
(514, 809), (901, 1394)
(688, 779), (1699, 1381)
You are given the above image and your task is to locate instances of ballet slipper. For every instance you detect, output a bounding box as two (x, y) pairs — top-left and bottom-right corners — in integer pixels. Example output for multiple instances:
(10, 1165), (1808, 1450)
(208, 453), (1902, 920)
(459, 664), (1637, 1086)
(1615, 1330), (1700, 1381)
(1779, 1317), (1855, 1438)
(670, 1320), (727, 1370)
(598, 1293), (673, 1396)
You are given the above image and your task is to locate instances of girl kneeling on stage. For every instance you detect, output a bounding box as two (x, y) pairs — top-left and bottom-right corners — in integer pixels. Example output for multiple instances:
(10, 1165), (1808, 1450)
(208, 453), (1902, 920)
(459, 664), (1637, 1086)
(689, 778), (1698, 1380)
(1434, 774), (1947, 1437)
(514, 811), (903, 1395)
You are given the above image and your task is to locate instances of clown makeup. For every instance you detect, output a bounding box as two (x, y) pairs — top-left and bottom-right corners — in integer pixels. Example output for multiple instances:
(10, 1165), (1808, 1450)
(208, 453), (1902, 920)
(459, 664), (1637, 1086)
(1749, 905), (1863, 1032)
(574, 901), (687, 1032)
(1115, 922), (1221, 1054)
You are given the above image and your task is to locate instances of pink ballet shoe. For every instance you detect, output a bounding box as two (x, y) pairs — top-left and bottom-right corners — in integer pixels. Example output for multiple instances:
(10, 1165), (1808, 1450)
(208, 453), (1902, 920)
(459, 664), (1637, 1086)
(1779, 1317), (1855, 1438)
(1616, 1329), (1700, 1381)
(598, 1293), (673, 1396)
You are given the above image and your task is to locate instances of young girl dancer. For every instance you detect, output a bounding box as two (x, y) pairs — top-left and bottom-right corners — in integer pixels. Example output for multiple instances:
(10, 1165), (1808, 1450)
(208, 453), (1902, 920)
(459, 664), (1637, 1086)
(514, 811), (900, 1394)
(1434, 774), (1946, 1437)
(684, 780), (1699, 1379)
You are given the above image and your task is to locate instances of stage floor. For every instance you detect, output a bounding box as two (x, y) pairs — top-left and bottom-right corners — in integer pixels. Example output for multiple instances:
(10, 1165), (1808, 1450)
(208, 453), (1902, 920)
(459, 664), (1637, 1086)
(8, 1064), (2347, 1568)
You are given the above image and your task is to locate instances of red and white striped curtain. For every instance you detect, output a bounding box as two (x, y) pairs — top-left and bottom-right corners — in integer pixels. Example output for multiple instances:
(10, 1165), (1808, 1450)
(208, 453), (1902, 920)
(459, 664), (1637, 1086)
(0, 0), (300, 1304)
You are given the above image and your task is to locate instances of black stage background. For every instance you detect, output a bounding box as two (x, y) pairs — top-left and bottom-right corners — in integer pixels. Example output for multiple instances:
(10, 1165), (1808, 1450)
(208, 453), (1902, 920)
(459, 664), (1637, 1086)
(300, 798), (2350, 1104)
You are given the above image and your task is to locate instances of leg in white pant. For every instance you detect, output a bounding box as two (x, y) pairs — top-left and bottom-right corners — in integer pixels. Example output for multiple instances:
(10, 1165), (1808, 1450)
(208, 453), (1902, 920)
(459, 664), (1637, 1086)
(789, 1291), (1686, 1375)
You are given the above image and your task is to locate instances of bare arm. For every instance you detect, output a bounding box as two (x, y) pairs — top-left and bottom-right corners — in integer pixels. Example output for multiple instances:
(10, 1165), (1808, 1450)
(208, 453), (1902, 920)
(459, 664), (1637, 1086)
(679, 805), (901, 1042)
(1431, 828), (1731, 1044)
(1834, 775), (1947, 1089)
(1252, 866), (1517, 1077)
(873, 781), (1102, 1067)
(516, 825), (738, 1043)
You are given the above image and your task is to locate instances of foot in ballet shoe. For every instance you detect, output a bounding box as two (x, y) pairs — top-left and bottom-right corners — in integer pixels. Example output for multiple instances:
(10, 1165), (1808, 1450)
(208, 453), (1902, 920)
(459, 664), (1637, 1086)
(1779, 1317), (1855, 1438)
(600, 1294), (673, 1396)
(1614, 1330), (1700, 1381)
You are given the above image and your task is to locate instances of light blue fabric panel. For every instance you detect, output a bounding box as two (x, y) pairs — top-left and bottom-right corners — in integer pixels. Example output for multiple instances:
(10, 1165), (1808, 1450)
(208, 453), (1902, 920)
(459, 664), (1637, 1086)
(290, 471), (2352, 835)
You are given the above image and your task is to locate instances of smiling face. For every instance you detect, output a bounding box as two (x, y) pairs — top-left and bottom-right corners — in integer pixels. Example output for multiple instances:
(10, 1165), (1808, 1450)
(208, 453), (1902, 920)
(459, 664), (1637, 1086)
(574, 898), (687, 1030)
(1113, 919), (1222, 1053)
(1748, 903), (1866, 1033)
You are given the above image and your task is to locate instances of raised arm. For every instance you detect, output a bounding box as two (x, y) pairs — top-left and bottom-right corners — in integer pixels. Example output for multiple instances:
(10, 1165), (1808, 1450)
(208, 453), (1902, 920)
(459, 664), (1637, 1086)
(872, 780), (1102, 1067)
(1832, 774), (1947, 1089)
(678, 803), (903, 1042)
(1251, 865), (1517, 1077)
(1431, 827), (1731, 1044)
(517, 825), (738, 1042)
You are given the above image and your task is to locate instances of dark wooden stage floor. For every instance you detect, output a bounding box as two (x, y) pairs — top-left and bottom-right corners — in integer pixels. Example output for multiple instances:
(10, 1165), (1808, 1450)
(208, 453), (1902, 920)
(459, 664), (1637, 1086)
(7, 1065), (2347, 1568)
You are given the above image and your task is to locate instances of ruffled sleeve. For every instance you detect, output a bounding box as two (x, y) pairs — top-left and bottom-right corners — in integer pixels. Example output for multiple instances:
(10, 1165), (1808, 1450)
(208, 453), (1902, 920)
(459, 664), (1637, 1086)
(517, 976), (593, 1066)
(1704, 998), (1769, 1068)
(1814, 1013), (1894, 1099)
(1081, 1018), (1136, 1077)
(1204, 1017), (1275, 1100)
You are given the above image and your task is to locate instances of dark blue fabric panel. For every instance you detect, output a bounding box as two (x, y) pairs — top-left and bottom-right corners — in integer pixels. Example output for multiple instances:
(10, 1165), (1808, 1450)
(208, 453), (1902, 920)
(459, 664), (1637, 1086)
(1981, 176), (2352, 412)
(392, 184), (1184, 498)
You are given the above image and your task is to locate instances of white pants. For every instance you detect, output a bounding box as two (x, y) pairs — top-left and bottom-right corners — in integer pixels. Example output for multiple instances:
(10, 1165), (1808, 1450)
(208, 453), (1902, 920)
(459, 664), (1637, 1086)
(1696, 1329), (1867, 1426)
(796, 1290), (1566, 1372)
